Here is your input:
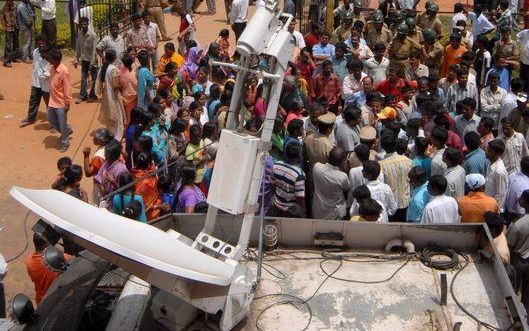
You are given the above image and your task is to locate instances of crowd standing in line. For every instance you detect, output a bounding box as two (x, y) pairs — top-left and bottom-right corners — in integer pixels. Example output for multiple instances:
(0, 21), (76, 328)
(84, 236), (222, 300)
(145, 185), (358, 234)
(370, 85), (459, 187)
(3, 0), (529, 315)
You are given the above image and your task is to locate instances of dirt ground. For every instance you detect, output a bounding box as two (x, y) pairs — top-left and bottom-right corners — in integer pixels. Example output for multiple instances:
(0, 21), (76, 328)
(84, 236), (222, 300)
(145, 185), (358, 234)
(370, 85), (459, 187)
(0, 0), (455, 307)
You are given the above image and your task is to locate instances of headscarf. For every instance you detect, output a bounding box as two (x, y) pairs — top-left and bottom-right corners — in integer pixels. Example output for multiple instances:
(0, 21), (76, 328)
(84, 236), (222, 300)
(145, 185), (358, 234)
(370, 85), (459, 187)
(180, 46), (202, 80)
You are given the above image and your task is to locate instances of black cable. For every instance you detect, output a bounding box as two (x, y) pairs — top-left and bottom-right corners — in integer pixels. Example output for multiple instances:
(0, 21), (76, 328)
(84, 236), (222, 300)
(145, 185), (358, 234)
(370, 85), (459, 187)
(449, 253), (502, 331)
(419, 247), (460, 270)
(6, 211), (31, 263)
(319, 256), (413, 284)
(254, 253), (411, 331)
(71, 102), (99, 160)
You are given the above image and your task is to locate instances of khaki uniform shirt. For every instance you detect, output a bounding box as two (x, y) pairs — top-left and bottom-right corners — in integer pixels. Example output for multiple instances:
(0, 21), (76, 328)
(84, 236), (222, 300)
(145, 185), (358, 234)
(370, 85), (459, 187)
(407, 29), (423, 45)
(364, 21), (389, 37)
(388, 37), (421, 69)
(331, 25), (352, 44)
(303, 132), (334, 171)
(417, 15), (443, 39)
(142, 0), (167, 8)
(424, 41), (444, 69)
(366, 27), (393, 49)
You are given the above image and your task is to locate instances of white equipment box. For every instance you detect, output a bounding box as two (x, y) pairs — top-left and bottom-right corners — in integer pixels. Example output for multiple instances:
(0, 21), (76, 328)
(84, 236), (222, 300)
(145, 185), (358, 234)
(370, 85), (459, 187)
(207, 130), (261, 214)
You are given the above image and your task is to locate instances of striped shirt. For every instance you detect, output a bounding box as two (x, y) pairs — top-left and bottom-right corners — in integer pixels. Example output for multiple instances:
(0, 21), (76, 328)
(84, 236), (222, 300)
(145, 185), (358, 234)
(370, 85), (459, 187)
(271, 161), (306, 212)
(444, 83), (478, 114)
(379, 152), (413, 209)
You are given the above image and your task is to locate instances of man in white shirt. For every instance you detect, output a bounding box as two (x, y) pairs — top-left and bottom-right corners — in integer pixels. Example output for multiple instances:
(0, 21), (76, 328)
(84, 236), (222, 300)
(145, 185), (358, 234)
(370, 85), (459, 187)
(230, 0), (248, 41)
(500, 78), (524, 128)
(342, 58), (367, 106)
(517, 16), (529, 94)
(443, 148), (466, 199)
(421, 175), (460, 224)
(363, 43), (389, 85)
(485, 139), (509, 212)
(430, 126), (448, 177)
(288, 20), (305, 60)
(31, 0), (56, 45)
(500, 117), (529, 174)
(96, 23), (125, 64)
(20, 35), (50, 126)
(143, 11), (161, 72)
(451, 3), (467, 32)
(362, 160), (397, 218)
(480, 72), (507, 130)
(468, 4), (495, 42)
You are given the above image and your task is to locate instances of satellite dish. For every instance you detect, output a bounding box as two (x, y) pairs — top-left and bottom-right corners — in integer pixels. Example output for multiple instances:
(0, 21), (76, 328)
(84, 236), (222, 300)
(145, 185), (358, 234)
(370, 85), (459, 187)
(11, 294), (37, 324)
(43, 246), (68, 273)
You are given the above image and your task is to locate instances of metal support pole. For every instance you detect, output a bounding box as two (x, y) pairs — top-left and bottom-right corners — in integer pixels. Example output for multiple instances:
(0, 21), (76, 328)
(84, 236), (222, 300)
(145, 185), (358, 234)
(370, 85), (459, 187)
(256, 159), (266, 281)
(68, 0), (76, 48)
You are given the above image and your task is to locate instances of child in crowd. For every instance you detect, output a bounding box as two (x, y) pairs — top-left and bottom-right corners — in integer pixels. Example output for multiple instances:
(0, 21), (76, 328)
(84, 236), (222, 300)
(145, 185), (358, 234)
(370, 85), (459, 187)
(52, 157), (73, 189)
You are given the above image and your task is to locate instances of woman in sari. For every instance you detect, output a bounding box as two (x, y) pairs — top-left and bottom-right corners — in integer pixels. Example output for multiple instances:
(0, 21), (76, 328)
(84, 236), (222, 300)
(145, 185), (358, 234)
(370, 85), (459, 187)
(98, 51), (126, 141)
(137, 50), (155, 110)
(174, 166), (206, 213)
(179, 46), (203, 84)
(131, 152), (161, 220)
(82, 128), (115, 204)
(94, 140), (129, 207)
(119, 55), (138, 125)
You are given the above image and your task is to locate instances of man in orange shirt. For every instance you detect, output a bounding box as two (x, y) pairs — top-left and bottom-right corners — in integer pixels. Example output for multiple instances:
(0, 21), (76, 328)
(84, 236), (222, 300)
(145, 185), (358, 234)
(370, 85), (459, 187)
(47, 48), (73, 152)
(441, 33), (468, 78)
(156, 42), (184, 76)
(25, 233), (61, 305)
(457, 174), (499, 223)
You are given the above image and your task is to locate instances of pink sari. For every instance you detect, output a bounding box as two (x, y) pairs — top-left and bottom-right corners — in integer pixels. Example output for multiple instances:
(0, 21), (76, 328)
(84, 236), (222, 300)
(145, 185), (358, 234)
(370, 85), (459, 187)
(119, 66), (138, 125)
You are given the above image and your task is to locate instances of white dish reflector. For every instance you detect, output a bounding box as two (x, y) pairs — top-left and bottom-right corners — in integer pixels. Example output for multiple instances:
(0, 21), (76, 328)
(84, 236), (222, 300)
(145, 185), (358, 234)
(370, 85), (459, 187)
(9, 187), (235, 286)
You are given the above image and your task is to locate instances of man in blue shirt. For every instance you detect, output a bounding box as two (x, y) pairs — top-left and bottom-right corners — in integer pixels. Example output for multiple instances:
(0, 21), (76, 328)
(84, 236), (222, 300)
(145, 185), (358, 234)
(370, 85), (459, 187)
(463, 132), (488, 176)
(312, 32), (335, 64)
(407, 166), (430, 222)
(486, 55), (510, 91)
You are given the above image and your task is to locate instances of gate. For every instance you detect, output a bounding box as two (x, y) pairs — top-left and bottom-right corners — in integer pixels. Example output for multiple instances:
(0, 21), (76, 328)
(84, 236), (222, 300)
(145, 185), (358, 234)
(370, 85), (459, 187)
(71, 0), (138, 44)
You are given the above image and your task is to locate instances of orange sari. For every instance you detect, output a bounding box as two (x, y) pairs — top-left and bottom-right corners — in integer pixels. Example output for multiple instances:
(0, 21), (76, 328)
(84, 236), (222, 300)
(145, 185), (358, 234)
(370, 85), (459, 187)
(131, 163), (161, 220)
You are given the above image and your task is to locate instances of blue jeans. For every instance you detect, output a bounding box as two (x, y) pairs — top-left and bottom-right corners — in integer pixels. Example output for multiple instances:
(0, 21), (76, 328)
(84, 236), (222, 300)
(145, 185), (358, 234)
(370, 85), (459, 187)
(47, 107), (70, 148)
(80, 60), (98, 100)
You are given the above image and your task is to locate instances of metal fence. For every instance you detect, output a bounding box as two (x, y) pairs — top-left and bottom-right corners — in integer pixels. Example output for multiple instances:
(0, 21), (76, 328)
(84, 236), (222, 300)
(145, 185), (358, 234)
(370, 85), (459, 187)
(73, 0), (138, 44)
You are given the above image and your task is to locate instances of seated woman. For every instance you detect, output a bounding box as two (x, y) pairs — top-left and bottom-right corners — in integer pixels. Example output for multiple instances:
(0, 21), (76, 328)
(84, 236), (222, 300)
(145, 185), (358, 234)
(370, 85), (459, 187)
(174, 166), (206, 213)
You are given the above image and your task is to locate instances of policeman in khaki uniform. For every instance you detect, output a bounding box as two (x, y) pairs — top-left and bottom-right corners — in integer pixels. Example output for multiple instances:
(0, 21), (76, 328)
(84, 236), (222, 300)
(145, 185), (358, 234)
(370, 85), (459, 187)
(421, 28), (444, 70)
(417, 3), (443, 40)
(351, 0), (366, 26)
(365, 12), (393, 49)
(303, 112), (336, 214)
(388, 10), (405, 35)
(388, 23), (421, 74)
(363, 9), (388, 36)
(415, 0), (435, 29)
(331, 11), (355, 44)
(405, 17), (423, 44)
(141, 0), (171, 41)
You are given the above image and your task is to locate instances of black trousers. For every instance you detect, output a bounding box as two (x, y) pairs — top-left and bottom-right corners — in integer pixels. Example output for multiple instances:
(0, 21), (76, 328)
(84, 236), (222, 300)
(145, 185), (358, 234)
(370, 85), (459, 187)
(0, 282), (5, 318)
(389, 207), (408, 222)
(79, 61), (98, 100)
(520, 63), (529, 94)
(231, 22), (246, 41)
(42, 18), (57, 46)
(512, 254), (529, 315)
(3, 31), (16, 64)
(26, 86), (50, 122)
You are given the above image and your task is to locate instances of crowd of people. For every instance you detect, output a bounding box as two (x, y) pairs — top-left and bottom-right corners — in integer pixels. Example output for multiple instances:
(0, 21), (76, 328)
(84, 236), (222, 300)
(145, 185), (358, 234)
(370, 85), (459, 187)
(4, 0), (529, 313)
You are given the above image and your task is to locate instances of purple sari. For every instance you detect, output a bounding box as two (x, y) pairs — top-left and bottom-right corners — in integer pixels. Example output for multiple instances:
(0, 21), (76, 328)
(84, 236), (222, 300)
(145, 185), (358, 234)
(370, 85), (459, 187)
(94, 160), (129, 201)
